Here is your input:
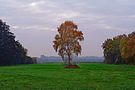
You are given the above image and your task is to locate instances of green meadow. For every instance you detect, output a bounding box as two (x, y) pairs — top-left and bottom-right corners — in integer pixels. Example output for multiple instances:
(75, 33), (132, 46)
(0, 63), (135, 90)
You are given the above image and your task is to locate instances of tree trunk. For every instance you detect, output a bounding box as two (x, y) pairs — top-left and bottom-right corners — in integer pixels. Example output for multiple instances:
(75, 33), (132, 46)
(68, 53), (72, 66)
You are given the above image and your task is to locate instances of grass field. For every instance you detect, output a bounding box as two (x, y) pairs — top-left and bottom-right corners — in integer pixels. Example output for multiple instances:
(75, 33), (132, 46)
(0, 63), (135, 90)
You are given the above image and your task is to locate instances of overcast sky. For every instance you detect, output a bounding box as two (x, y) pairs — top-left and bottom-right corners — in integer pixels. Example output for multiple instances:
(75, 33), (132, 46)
(0, 0), (135, 57)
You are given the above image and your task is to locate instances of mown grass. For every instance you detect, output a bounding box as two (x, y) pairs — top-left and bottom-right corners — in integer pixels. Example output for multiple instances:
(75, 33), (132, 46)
(0, 63), (135, 90)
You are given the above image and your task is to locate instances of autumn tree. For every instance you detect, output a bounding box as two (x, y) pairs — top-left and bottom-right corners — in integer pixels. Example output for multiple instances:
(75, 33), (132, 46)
(121, 32), (135, 64)
(53, 21), (84, 67)
(102, 32), (135, 65)
(102, 38), (114, 64)
(102, 35), (126, 64)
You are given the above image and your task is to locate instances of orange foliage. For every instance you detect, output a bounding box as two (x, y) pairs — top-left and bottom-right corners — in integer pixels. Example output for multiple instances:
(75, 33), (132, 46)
(122, 34), (135, 64)
(53, 21), (84, 65)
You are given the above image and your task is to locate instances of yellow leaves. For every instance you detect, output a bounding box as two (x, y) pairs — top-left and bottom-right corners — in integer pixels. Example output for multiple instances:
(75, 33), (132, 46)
(119, 34), (135, 64)
(123, 35), (135, 59)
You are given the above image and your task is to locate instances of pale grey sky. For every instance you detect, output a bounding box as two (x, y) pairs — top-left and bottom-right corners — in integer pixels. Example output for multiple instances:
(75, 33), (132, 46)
(0, 0), (135, 57)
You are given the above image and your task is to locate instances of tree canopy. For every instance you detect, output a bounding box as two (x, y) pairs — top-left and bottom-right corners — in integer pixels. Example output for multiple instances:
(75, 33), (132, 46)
(0, 19), (35, 65)
(53, 21), (84, 66)
(102, 32), (135, 65)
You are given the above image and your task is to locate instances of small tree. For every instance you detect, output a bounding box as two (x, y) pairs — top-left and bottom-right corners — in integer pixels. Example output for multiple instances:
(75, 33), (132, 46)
(53, 21), (84, 67)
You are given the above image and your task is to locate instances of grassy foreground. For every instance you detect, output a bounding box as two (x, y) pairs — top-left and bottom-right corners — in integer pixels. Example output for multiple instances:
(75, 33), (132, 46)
(0, 63), (135, 90)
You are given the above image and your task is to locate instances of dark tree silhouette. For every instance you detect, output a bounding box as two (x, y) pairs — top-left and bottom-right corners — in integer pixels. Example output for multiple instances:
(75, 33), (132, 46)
(0, 19), (35, 65)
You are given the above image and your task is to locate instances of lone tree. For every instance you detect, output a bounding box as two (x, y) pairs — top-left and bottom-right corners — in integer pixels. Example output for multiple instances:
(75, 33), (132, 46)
(53, 21), (84, 67)
(0, 19), (35, 65)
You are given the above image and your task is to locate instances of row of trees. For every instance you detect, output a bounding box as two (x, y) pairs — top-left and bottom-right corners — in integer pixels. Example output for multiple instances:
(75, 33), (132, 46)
(102, 32), (135, 65)
(0, 19), (36, 65)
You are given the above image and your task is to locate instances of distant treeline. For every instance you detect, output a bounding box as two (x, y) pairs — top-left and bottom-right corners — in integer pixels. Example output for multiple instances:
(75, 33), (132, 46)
(37, 55), (104, 63)
(102, 32), (135, 65)
(0, 19), (37, 66)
